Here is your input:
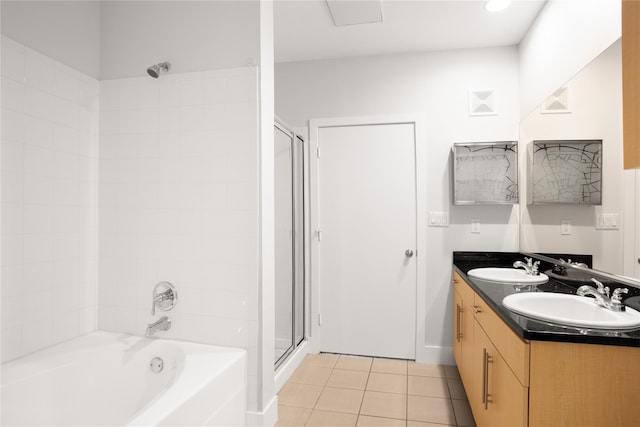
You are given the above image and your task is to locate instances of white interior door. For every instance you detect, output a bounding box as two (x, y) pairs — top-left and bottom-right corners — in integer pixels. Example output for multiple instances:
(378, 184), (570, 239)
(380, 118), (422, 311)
(317, 122), (417, 360)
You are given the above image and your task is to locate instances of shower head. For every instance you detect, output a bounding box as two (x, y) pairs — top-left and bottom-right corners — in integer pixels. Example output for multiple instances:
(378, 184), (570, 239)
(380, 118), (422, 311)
(147, 62), (170, 78)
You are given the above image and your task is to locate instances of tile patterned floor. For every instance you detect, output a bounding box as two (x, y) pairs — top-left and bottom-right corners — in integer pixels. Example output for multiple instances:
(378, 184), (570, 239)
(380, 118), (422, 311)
(276, 354), (476, 427)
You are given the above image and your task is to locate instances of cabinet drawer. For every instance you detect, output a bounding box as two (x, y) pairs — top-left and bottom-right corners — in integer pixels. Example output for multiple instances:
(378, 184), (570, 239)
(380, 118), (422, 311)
(473, 294), (530, 386)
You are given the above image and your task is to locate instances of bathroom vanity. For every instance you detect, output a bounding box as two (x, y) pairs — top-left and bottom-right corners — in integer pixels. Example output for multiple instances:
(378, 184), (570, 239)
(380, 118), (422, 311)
(452, 252), (640, 427)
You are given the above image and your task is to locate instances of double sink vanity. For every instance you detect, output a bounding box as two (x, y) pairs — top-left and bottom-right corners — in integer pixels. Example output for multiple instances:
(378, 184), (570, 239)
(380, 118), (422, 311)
(452, 251), (640, 427)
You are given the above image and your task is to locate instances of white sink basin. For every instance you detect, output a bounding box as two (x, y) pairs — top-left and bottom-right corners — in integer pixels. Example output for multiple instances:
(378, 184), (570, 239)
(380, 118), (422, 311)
(467, 268), (549, 284)
(502, 293), (640, 329)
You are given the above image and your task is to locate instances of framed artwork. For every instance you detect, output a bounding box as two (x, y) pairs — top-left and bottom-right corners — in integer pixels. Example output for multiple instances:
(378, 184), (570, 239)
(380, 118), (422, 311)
(453, 142), (518, 205)
(531, 140), (602, 205)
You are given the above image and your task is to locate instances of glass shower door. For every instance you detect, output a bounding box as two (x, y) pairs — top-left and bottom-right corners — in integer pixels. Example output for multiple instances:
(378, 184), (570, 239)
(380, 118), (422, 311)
(274, 120), (305, 367)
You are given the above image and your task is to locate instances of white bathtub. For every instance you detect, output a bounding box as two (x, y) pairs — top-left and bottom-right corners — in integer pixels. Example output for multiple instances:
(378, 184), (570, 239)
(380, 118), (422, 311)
(1, 331), (247, 426)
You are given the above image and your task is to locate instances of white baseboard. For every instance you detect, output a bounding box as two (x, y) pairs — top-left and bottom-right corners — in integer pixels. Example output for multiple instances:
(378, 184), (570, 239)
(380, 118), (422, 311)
(415, 345), (455, 365)
(246, 395), (278, 427)
(274, 341), (311, 392)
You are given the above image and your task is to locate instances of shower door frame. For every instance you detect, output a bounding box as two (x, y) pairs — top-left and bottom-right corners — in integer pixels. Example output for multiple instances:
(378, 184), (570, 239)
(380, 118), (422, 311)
(274, 118), (307, 369)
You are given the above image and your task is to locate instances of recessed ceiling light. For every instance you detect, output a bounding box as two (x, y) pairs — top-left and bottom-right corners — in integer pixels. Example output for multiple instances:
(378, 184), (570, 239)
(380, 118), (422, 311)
(485, 0), (511, 12)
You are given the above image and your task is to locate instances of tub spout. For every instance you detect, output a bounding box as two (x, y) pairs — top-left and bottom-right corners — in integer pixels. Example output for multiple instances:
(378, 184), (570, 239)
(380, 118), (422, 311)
(146, 316), (171, 337)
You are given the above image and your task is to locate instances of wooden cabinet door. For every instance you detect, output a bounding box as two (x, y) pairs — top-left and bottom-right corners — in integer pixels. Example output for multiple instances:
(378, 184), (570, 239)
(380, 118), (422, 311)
(453, 289), (463, 366)
(473, 321), (528, 427)
(623, 0), (640, 169)
(453, 273), (476, 389)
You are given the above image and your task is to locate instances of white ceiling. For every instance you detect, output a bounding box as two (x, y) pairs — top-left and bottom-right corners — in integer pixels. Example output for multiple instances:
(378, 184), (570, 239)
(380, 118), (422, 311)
(274, 0), (547, 63)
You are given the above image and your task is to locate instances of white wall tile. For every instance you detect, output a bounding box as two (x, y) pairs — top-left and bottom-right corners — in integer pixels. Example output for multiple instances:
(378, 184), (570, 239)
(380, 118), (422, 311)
(25, 87), (54, 121)
(24, 174), (54, 205)
(55, 64), (82, 104)
(2, 77), (25, 112)
(1, 327), (23, 363)
(23, 262), (53, 294)
(22, 320), (53, 354)
(0, 40), (99, 361)
(54, 98), (80, 129)
(203, 77), (226, 104)
(1, 109), (26, 142)
(1, 264), (24, 297)
(25, 49), (55, 94)
(118, 84), (139, 110)
(2, 295), (22, 329)
(24, 145), (54, 177)
(23, 204), (53, 234)
(1, 140), (24, 174)
(54, 124), (81, 154)
(54, 178), (80, 206)
(1, 36), (26, 83)
(24, 116), (53, 148)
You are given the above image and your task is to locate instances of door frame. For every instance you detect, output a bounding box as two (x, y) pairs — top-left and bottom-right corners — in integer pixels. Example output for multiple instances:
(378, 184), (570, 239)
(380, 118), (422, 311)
(307, 114), (428, 360)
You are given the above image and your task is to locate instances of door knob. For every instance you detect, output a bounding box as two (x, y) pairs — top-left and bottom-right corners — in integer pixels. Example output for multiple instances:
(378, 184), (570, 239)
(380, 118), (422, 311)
(405, 249), (414, 257)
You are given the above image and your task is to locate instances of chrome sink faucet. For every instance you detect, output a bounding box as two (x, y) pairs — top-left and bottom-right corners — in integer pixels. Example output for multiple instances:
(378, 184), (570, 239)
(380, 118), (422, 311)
(146, 316), (171, 337)
(577, 278), (628, 312)
(513, 257), (540, 276)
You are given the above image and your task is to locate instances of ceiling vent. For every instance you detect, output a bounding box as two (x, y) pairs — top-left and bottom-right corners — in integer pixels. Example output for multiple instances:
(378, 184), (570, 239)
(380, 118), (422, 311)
(325, 0), (383, 26)
(469, 89), (497, 116)
(541, 87), (570, 114)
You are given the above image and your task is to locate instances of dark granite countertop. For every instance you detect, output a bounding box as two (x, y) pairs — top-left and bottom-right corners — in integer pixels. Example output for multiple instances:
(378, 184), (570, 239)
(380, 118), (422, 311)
(453, 251), (640, 348)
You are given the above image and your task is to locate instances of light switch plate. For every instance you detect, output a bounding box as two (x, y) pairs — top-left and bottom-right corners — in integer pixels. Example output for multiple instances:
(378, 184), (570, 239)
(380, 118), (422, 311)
(471, 219), (480, 234)
(561, 220), (572, 235)
(596, 213), (619, 230)
(428, 212), (449, 227)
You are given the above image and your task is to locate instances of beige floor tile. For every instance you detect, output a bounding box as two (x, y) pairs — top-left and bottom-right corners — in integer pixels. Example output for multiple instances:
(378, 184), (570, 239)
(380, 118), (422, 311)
(327, 369), (370, 390)
(371, 358), (408, 375)
(335, 355), (373, 372)
(276, 405), (312, 427)
(360, 391), (407, 420)
(315, 387), (365, 414)
(446, 378), (467, 400)
(443, 365), (461, 379)
(289, 366), (333, 386)
(407, 421), (454, 427)
(357, 415), (407, 427)
(305, 410), (358, 427)
(366, 372), (407, 394)
(302, 353), (340, 369)
(407, 376), (449, 398)
(278, 382), (324, 409)
(407, 395), (456, 425)
(451, 399), (476, 427)
(407, 362), (445, 378)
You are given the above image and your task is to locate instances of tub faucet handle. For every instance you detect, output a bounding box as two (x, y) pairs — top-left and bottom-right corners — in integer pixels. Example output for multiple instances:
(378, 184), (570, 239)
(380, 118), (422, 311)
(151, 282), (178, 315)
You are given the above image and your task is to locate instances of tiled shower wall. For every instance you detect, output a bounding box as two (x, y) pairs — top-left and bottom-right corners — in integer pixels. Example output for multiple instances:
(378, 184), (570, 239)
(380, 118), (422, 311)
(97, 67), (260, 406)
(0, 36), (100, 362)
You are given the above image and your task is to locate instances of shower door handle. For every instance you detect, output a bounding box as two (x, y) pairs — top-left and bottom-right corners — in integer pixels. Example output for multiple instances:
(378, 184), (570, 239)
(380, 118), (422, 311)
(405, 250), (414, 258)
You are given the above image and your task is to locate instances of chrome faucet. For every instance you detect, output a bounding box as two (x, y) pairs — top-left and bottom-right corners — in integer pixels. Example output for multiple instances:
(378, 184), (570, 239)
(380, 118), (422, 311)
(576, 278), (628, 312)
(513, 257), (540, 275)
(146, 316), (171, 337)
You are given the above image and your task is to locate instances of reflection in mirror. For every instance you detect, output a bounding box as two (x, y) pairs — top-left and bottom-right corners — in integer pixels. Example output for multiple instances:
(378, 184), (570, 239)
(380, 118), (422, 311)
(519, 39), (638, 277)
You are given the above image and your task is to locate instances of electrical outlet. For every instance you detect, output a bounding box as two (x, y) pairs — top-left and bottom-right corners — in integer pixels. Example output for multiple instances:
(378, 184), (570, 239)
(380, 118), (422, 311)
(471, 219), (480, 234)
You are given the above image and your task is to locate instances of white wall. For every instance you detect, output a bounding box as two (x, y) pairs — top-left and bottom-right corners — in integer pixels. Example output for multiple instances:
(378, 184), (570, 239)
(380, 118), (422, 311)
(519, 41), (624, 273)
(519, 0), (621, 118)
(0, 1), (100, 78)
(100, 0), (260, 80)
(97, 66), (261, 409)
(1, 36), (100, 362)
(276, 46), (521, 362)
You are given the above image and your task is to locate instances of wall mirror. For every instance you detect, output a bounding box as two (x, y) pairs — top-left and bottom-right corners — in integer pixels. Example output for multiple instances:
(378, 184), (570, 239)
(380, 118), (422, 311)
(519, 39), (639, 279)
